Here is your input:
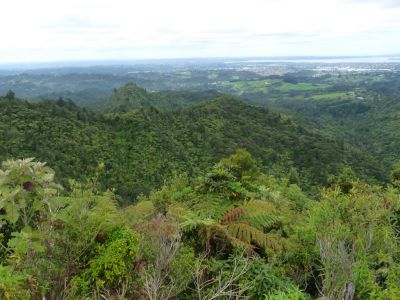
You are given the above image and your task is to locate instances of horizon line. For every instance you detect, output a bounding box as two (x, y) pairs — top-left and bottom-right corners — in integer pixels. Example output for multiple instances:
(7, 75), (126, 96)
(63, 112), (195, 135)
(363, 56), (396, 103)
(0, 54), (399, 69)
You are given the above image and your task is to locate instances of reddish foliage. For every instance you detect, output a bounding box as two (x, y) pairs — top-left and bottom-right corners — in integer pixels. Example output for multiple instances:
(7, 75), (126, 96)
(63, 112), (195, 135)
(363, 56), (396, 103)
(221, 206), (244, 224)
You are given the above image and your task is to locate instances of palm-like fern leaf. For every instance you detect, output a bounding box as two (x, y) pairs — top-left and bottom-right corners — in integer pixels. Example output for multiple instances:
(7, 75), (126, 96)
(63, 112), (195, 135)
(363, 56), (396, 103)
(218, 199), (283, 251)
(226, 223), (280, 251)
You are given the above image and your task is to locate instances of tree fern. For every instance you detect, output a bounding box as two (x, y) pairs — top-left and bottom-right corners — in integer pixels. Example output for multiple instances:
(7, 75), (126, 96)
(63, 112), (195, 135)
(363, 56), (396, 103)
(171, 198), (283, 253)
(168, 202), (216, 232)
(230, 200), (281, 230)
(123, 200), (155, 227)
(226, 223), (280, 251)
(221, 206), (245, 224)
(220, 200), (282, 251)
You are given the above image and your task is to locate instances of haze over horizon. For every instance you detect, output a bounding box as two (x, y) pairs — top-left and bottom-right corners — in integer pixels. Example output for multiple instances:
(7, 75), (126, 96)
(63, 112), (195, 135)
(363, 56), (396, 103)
(1, 0), (400, 64)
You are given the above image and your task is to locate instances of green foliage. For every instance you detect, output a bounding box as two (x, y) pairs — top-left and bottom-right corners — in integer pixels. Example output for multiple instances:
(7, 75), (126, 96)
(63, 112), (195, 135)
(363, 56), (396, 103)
(245, 72), (400, 182)
(5, 90), (15, 100)
(265, 287), (309, 300)
(327, 166), (356, 194)
(391, 163), (400, 187)
(136, 213), (197, 300)
(200, 165), (246, 199)
(310, 182), (400, 299)
(242, 257), (307, 299)
(3, 69), (400, 300)
(222, 199), (283, 251)
(71, 226), (140, 295)
(155, 155), (306, 258)
(0, 92), (384, 200)
(104, 83), (217, 113)
(105, 83), (154, 113)
(1, 71), (400, 183)
(0, 158), (62, 227)
(142, 173), (191, 213)
(0, 265), (29, 300)
(288, 168), (301, 186)
(123, 200), (155, 227)
(201, 254), (309, 299)
(0, 158), (63, 284)
(0, 158), (143, 299)
(219, 148), (260, 181)
(8, 226), (45, 257)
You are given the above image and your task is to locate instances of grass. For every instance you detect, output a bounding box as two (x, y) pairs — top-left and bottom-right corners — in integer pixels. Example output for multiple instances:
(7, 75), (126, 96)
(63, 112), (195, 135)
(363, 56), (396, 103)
(229, 80), (281, 94)
(226, 79), (342, 101)
(311, 92), (350, 100)
(228, 80), (331, 95)
(323, 74), (386, 85)
(278, 82), (330, 92)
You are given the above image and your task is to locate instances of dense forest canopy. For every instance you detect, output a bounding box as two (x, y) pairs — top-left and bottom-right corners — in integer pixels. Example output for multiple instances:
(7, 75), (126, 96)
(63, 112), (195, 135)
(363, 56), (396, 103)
(0, 90), (386, 200)
(1, 68), (399, 170)
(0, 151), (399, 299)
(1, 65), (400, 299)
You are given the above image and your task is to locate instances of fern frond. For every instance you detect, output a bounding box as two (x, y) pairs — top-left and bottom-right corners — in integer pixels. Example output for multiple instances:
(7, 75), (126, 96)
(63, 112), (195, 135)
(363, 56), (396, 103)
(226, 223), (280, 250)
(169, 196), (284, 253)
(192, 195), (235, 220)
(180, 215), (216, 232)
(221, 206), (244, 224)
(168, 202), (217, 232)
(244, 200), (281, 229)
(220, 200), (280, 230)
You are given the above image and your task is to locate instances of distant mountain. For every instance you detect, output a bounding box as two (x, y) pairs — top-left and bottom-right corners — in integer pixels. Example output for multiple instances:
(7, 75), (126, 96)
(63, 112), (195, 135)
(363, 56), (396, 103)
(104, 83), (154, 112)
(104, 82), (219, 112)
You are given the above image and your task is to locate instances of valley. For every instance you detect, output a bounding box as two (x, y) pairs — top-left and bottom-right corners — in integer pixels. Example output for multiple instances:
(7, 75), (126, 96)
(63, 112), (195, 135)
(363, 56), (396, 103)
(1, 59), (400, 299)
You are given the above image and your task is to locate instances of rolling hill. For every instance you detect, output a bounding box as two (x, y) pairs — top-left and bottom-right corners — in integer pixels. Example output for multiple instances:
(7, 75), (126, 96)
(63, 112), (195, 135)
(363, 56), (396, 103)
(0, 93), (385, 199)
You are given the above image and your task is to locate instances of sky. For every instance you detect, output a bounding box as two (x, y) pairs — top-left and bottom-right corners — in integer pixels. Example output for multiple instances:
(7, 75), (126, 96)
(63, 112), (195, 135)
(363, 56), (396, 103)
(1, 0), (400, 63)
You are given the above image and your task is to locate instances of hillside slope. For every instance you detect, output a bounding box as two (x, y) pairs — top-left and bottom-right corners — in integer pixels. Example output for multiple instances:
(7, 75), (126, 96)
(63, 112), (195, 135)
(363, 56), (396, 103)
(104, 83), (219, 113)
(0, 95), (384, 199)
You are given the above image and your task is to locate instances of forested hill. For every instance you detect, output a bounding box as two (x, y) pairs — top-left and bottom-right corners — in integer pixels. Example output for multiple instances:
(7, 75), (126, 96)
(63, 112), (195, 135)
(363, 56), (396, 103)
(0, 94), (384, 200)
(104, 83), (153, 112)
(104, 83), (219, 112)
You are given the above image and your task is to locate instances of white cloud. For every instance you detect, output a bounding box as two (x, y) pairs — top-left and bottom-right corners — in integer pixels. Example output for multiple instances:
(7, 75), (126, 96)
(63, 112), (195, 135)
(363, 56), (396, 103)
(0, 0), (399, 63)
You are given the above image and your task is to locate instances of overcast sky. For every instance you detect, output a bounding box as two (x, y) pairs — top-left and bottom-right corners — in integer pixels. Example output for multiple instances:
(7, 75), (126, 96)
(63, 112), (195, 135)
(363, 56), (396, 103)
(1, 0), (399, 63)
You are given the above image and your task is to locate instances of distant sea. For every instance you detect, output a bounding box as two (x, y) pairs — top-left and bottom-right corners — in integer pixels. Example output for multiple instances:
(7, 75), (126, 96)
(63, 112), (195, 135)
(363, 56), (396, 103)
(224, 56), (400, 64)
(1, 56), (399, 73)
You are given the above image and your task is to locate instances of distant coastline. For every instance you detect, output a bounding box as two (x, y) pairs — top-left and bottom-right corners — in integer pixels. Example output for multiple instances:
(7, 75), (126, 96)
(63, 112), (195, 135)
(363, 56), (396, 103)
(1, 55), (400, 70)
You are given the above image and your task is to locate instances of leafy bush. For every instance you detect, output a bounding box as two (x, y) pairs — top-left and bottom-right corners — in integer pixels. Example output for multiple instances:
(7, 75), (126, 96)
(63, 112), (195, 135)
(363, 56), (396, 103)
(71, 226), (140, 296)
(0, 265), (30, 300)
